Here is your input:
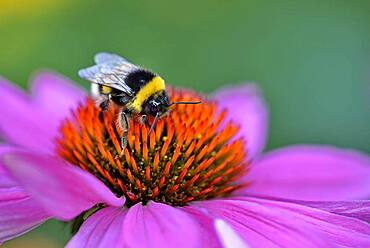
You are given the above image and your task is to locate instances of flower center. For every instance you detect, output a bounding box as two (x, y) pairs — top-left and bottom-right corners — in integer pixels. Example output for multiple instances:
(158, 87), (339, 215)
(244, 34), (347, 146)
(56, 88), (249, 207)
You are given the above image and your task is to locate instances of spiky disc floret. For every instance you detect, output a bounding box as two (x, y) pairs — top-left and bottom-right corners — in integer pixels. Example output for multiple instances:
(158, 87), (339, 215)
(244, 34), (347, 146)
(56, 88), (249, 207)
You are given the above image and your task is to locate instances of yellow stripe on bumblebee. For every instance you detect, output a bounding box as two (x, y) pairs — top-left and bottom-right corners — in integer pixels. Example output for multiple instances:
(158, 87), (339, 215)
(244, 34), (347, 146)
(128, 76), (165, 112)
(101, 85), (112, 94)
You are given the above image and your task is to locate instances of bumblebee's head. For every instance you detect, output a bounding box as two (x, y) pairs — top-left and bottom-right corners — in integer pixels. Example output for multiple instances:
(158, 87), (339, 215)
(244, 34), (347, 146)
(143, 90), (170, 117)
(143, 90), (201, 134)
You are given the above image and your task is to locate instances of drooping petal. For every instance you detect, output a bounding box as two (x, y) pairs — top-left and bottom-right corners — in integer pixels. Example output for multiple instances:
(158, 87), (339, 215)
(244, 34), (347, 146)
(0, 192), (49, 244)
(187, 200), (326, 248)
(241, 145), (370, 201)
(68, 202), (203, 248)
(190, 197), (370, 247)
(0, 73), (86, 154)
(292, 200), (370, 222)
(122, 201), (201, 248)
(183, 207), (222, 248)
(66, 207), (126, 248)
(1, 151), (123, 221)
(0, 77), (54, 153)
(30, 71), (86, 133)
(231, 196), (370, 225)
(213, 84), (269, 159)
(0, 146), (49, 243)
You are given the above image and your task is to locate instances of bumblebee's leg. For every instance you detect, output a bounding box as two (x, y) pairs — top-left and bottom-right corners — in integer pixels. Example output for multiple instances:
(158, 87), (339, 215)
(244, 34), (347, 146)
(139, 115), (149, 126)
(118, 111), (129, 156)
(99, 99), (110, 112)
(98, 97), (110, 120)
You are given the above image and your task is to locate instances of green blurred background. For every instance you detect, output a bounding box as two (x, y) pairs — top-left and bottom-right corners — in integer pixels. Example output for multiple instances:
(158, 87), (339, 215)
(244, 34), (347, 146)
(1, 0), (369, 246)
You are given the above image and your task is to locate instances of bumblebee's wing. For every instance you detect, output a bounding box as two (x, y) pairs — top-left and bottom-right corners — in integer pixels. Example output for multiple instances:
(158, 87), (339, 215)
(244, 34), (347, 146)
(78, 54), (138, 95)
(94, 52), (129, 64)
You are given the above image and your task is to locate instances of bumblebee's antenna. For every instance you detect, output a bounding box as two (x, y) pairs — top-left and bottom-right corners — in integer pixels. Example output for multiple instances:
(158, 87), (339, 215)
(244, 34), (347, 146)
(148, 101), (201, 134)
(149, 113), (160, 134)
(169, 101), (202, 106)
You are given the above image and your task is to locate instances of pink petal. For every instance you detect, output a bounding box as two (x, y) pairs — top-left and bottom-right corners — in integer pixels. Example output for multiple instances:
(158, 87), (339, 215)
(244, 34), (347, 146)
(66, 207), (126, 248)
(190, 197), (370, 247)
(0, 72), (86, 154)
(291, 200), (370, 223)
(187, 200), (326, 247)
(1, 151), (123, 221)
(0, 193), (48, 244)
(241, 145), (370, 201)
(122, 201), (201, 248)
(30, 71), (86, 134)
(213, 84), (269, 159)
(183, 207), (223, 248)
(232, 196), (370, 223)
(214, 219), (247, 248)
(0, 77), (54, 153)
(68, 202), (203, 248)
(0, 146), (49, 243)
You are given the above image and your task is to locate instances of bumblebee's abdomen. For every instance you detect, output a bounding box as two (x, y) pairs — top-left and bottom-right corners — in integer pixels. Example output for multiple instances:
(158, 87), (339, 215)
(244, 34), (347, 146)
(127, 76), (166, 113)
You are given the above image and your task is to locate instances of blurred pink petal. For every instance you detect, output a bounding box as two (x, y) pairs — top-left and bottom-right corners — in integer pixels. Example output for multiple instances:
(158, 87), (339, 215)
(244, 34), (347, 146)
(122, 201), (201, 248)
(0, 193), (48, 244)
(190, 197), (370, 247)
(0, 72), (86, 154)
(0, 78), (54, 153)
(66, 207), (126, 248)
(241, 145), (370, 201)
(30, 71), (86, 133)
(1, 151), (123, 221)
(0, 146), (49, 243)
(213, 84), (269, 159)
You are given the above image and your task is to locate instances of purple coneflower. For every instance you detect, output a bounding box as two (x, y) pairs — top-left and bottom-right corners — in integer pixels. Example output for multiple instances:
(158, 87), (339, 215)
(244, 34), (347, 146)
(0, 72), (370, 247)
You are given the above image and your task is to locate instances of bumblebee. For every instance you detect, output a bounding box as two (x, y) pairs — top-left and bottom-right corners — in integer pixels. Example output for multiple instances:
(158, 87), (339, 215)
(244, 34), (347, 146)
(78, 52), (200, 153)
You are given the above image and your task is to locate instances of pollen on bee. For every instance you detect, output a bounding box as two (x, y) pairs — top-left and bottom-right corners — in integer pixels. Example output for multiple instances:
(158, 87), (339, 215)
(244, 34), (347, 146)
(56, 87), (249, 207)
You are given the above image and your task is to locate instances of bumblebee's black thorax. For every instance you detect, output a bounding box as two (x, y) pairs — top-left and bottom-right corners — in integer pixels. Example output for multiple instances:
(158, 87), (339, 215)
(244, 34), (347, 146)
(107, 70), (159, 107)
(125, 69), (156, 92)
